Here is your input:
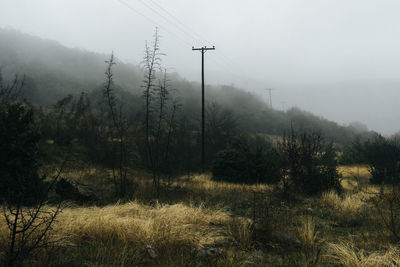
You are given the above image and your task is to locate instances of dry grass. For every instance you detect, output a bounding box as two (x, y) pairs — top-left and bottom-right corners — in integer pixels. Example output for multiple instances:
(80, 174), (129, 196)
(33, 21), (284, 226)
(2, 166), (400, 265)
(226, 218), (253, 250)
(320, 190), (367, 226)
(339, 165), (370, 179)
(321, 191), (365, 213)
(325, 242), (400, 267)
(339, 165), (371, 191)
(175, 174), (273, 196)
(55, 201), (233, 252)
(60, 166), (274, 204)
(0, 219), (8, 255)
(297, 216), (318, 250)
(1, 201), (250, 265)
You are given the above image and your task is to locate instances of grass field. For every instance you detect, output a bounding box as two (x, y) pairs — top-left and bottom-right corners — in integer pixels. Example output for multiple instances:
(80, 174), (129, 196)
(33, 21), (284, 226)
(1, 164), (400, 266)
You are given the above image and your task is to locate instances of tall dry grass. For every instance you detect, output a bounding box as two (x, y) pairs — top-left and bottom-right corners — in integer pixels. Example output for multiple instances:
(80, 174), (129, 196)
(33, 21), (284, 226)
(339, 165), (370, 180)
(226, 218), (253, 250)
(1, 201), (251, 264)
(55, 201), (233, 252)
(339, 165), (371, 191)
(177, 174), (272, 194)
(325, 242), (400, 267)
(297, 216), (318, 250)
(320, 190), (367, 226)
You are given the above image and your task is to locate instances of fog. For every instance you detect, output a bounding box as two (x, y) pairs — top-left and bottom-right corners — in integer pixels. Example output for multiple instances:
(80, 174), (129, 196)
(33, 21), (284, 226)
(1, 0), (400, 134)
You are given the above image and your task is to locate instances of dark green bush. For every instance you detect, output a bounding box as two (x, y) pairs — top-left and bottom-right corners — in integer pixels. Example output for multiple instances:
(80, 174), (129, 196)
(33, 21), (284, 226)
(212, 137), (283, 184)
(339, 138), (367, 165)
(279, 129), (342, 195)
(361, 136), (400, 184)
(0, 103), (45, 205)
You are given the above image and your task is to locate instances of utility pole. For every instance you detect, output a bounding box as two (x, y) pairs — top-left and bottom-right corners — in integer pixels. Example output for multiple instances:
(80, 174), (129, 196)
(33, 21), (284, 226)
(265, 88), (275, 109)
(192, 45), (215, 173)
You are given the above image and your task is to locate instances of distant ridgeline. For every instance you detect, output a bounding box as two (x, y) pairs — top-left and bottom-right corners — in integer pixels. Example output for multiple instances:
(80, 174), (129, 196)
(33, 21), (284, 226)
(0, 28), (374, 146)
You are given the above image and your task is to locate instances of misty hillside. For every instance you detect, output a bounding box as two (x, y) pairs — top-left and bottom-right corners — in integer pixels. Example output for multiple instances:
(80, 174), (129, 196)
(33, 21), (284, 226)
(0, 28), (374, 145)
(0, 28), (143, 102)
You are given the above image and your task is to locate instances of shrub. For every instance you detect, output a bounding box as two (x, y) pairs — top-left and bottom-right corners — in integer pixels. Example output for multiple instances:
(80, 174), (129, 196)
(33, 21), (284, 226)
(0, 103), (45, 205)
(279, 129), (342, 195)
(212, 137), (283, 184)
(339, 138), (367, 165)
(362, 136), (400, 184)
(369, 185), (400, 241)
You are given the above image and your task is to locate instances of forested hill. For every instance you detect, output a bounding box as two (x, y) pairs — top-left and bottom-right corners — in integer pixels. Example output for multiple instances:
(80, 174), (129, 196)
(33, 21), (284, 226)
(0, 28), (374, 145)
(0, 28), (143, 103)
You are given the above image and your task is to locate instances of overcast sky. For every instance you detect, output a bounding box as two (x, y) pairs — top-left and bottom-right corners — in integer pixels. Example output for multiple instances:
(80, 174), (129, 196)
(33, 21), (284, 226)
(1, 0), (400, 134)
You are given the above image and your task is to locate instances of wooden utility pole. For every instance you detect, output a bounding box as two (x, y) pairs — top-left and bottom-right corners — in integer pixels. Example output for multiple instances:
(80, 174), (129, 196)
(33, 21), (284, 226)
(265, 88), (275, 109)
(192, 45), (215, 172)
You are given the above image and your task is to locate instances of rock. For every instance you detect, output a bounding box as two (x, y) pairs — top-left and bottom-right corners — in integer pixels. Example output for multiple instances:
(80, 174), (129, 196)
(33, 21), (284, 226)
(55, 178), (99, 202)
(145, 245), (159, 259)
(193, 247), (222, 257)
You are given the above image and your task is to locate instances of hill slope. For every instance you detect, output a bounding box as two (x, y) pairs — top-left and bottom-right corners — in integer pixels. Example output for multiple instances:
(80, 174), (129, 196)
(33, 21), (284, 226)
(0, 28), (374, 145)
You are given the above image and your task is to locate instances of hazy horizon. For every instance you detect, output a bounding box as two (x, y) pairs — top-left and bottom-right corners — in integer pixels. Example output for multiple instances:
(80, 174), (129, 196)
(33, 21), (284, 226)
(1, 0), (399, 135)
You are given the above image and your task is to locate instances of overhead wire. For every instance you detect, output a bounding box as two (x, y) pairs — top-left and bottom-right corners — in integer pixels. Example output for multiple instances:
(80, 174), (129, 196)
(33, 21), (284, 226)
(147, 0), (214, 46)
(116, 0), (260, 89)
(135, 0), (204, 46)
(116, 0), (193, 47)
(141, 0), (256, 80)
(143, 0), (245, 79)
(147, 0), (256, 81)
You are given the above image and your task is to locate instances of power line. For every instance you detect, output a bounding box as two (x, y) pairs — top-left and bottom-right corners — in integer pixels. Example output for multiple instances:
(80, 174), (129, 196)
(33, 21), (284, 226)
(131, 0), (250, 79)
(118, 1), (234, 74)
(136, 0), (204, 45)
(116, 0), (258, 88)
(147, 0), (213, 46)
(116, 0), (193, 47)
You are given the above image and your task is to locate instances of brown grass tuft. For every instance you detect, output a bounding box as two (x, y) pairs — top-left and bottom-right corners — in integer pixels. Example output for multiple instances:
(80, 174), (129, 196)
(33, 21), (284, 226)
(54, 201), (232, 254)
(297, 216), (318, 250)
(320, 191), (366, 226)
(226, 218), (253, 250)
(325, 242), (400, 267)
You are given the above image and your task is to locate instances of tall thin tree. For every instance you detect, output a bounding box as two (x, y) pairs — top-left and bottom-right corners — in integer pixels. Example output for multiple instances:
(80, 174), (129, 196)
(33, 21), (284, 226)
(103, 53), (129, 197)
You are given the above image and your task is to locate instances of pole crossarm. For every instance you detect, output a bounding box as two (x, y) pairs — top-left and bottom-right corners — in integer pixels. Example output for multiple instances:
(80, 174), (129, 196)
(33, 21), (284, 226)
(192, 46), (215, 51)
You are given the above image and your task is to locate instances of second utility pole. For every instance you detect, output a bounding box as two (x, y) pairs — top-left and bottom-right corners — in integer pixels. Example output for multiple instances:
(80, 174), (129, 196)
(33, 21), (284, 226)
(192, 45), (215, 173)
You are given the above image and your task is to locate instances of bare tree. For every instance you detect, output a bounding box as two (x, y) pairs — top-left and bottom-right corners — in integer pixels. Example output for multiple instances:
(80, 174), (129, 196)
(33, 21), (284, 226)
(141, 29), (180, 197)
(141, 29), (162, 197)
(102, 53), (130, 197)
